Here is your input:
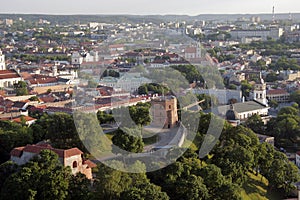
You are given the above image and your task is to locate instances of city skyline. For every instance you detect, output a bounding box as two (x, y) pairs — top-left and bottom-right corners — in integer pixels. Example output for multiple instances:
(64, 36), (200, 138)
(0, 0), (299, 15)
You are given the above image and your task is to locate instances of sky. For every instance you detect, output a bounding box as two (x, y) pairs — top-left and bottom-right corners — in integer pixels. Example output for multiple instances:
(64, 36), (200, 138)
(0, 0), (299, 15)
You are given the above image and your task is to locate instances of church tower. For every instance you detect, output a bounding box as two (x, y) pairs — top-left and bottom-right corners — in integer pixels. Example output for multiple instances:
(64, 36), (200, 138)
(196, 42), (202, 58)
(71, 51), (83, 66)
(0, 49), (6, 70)
(253, 75), (267, 106)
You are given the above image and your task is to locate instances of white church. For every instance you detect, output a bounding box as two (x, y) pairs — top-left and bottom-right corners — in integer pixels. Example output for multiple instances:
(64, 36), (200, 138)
(213, 76), (269, 122)
(0, 50), (23, 88)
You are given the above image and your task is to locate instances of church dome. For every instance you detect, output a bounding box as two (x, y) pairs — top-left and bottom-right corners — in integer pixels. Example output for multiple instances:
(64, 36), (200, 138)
(226, 106), (239, 121)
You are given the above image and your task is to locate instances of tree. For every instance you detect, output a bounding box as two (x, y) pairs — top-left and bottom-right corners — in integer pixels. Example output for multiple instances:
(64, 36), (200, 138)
(112, 128), (144, 153)
(137, 84), (148, 95)
(228, 84), (237, 90)
(275, 116), (299, 139)
(93, 161), (132, 200)
(278, 106), (299, 116)
(264, 151), (300, 195)
(256, 59), (267, 70)
(129, 103), (151, 126)
(28, 96), (39, 102)
(0, 121), (33, 163)
(244, 114), (265, 134)
(0, 161), (18, 189)
(30, 123), (46, 143)
(269, 100), (278, 109)
(67, 173), (92, 200)
(97, 111), (114, 124)
(175, 175), (209, 200)
(14, 81), (28, 96)
(101, 70), (120, 78)
(241, 81), (253, 98)
(0, 150), (70, 200)
(265, 72), (279, 82)
(137, 83), (169, 95)
(199, 164), (226, 191)
(197, 94), (218, 110)
(120, 182), (169, 200)
(170, 65), (203, 84)
(197, 164), (241, 200)
(38, 113), (80, 149)
(290, 90), (300, 105)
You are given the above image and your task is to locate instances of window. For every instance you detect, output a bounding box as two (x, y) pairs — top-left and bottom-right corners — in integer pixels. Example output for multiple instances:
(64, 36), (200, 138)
(72, 161), (77, 168)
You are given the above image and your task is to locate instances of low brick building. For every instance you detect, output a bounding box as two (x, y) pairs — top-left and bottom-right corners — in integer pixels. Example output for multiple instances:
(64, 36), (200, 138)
(10, 143), (96, 179)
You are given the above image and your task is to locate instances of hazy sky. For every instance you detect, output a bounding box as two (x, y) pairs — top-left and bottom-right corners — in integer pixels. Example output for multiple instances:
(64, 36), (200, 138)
(0, 0), (299, 15)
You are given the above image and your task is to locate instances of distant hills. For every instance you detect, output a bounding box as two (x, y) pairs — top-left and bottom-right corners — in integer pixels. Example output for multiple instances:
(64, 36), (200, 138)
(0, 13), (299, 24)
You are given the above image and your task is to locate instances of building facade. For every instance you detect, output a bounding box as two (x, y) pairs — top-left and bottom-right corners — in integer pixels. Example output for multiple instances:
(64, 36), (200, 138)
(10, 144), (96, 179)
(267, 89), (290, 103)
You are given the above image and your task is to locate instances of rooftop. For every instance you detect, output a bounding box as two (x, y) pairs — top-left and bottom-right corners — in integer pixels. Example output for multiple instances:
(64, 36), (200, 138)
(10, 144), (83, 158)
(213, 100), (268, 115)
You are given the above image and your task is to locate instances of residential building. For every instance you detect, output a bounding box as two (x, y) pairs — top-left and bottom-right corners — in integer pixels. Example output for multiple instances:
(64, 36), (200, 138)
(267, 89), (290, 103)
(99, 73), (152, 93)
(257, 134), (275, 146)
(0, 70), (23, 88)
(230, 28), (284, 42)
(11, 116), (37, 126)
(285, 71), (300, 81)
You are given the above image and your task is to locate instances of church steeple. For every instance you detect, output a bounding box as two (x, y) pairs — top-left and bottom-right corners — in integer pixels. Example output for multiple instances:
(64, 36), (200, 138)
(253, 73), (268, 106)
(0, 49), (6, 70)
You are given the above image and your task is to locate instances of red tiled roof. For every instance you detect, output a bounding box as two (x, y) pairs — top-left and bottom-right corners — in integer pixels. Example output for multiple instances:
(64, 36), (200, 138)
(267, 89), (289, 95)
(20, 72), (32, 80)
(12, 116), (36, 123)
(164, 53), (179, 58)
(10, 144), (83, 158)
(40, 96), (56, 103)
(83, 160), (97, 168)
(29, 77), (58, 85)
(0, 70), (21, 80)
(10, 147), (25, 157)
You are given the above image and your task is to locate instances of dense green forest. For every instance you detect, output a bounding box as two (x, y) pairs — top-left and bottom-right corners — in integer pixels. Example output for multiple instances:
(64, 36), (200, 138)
(0, 104), (299, 199)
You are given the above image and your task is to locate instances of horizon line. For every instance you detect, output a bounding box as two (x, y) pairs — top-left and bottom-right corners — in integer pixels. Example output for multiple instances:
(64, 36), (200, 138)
(0, 12), (298, 17)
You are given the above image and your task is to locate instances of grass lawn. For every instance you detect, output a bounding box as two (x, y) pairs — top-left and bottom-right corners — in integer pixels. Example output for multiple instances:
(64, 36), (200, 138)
(241, 172), (282, 200)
